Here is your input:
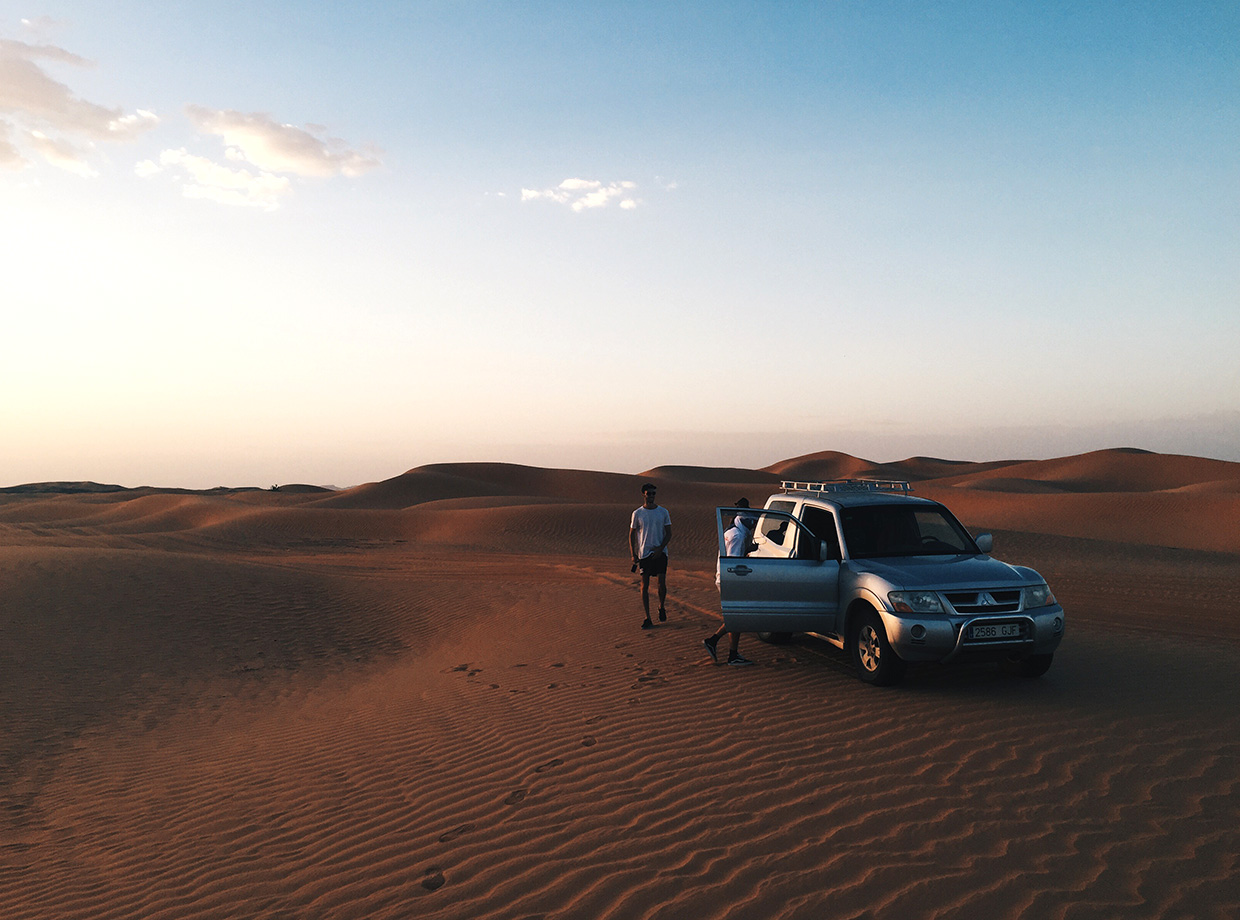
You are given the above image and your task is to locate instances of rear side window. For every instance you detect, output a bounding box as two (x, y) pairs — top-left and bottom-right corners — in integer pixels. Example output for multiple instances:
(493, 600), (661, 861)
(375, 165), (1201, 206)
(840, 503), (977, 558)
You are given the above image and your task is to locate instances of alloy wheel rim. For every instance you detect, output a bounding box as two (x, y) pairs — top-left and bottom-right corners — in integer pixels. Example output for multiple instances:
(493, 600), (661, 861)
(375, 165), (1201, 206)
(858, 625), (880, 671)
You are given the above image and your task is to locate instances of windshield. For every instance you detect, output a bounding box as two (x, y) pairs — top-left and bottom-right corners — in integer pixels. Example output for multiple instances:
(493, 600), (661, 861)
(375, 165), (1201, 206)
(839, 504), (978, 559)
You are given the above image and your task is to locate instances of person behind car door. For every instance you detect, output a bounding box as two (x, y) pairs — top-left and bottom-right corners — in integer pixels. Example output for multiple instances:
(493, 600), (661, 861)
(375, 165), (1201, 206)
(705, 498), (756, 665)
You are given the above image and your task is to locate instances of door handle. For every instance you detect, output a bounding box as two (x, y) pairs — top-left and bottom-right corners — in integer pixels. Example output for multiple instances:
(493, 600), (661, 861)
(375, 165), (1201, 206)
(727, 565), (753, 576)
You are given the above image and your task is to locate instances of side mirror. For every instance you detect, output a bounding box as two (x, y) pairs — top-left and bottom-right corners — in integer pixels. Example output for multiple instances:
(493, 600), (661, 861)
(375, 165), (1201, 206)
(818, 540), (829, 562)
(975, 533), (993, 554)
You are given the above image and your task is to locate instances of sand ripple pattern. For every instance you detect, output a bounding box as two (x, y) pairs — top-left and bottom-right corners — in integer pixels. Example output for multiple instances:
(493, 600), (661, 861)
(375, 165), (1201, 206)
(0, 541), (1233, 919)
(1, 453), (1239, 920)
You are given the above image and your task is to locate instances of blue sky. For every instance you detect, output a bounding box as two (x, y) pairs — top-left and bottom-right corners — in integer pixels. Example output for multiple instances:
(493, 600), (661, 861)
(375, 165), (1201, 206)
(2, 1), (1237, 488)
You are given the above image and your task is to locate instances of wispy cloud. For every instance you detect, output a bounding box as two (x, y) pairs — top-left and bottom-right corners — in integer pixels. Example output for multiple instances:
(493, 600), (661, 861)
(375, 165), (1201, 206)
(27, 130), (98, 177)
(0, 38), (158, 173)
(0, 31), (379, 209)
(185, 106), (380, 178)
(137, 107), (381, 210)
(136, 148), (290, 211)
(521, 178), (639, 212)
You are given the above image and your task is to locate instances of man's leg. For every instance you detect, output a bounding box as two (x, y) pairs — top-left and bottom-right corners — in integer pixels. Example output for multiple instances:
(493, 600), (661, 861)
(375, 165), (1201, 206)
(640, 573), (653, 628)
(727, 631), (753, 665)
(704, 622), (728, 662)
(657, 572), (667, 620)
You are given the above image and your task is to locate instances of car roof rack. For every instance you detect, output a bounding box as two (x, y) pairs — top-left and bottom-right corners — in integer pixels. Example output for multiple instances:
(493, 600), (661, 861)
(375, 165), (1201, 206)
(780, 479), (913, 495)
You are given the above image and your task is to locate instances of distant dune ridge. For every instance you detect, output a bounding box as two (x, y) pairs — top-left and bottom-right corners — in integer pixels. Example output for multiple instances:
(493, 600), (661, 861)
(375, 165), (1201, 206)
(1, 447), (1238, 919)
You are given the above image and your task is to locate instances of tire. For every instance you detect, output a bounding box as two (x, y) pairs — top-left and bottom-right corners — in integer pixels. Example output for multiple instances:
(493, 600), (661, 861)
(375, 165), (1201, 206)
(1008, 652), (1053, 678)
(757, 631), (792, 644)
(851, 609), (907, 686)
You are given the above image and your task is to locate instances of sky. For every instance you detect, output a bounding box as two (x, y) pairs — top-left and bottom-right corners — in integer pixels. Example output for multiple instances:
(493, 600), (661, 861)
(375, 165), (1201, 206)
(2, 1), (1237, 488)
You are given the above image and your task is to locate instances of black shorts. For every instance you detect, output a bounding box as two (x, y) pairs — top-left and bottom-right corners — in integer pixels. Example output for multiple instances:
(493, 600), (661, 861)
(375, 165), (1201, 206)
(638, 552), (668, 576)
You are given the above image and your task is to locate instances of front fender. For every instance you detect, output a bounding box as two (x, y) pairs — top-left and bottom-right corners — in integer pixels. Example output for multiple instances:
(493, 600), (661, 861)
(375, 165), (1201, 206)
(843, 587), (888, 639)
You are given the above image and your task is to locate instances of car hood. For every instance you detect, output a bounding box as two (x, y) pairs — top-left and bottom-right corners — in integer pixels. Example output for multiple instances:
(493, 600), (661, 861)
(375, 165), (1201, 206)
(847, 554), (1036, 590)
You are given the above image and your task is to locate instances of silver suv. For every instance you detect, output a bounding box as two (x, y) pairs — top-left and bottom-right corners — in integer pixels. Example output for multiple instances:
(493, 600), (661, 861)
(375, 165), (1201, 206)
(716, 480), (1064, 685)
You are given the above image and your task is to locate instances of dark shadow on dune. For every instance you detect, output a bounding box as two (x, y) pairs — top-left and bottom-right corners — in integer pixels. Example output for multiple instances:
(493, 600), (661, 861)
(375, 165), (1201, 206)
(791, 629), (1240, 728)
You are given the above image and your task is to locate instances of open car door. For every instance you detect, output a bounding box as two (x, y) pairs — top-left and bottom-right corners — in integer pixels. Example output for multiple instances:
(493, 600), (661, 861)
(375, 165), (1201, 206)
(715, 506), (841, 635)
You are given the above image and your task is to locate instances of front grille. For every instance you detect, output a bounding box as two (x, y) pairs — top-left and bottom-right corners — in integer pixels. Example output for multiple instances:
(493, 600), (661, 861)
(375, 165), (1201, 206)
(944, 590), (1022, 614)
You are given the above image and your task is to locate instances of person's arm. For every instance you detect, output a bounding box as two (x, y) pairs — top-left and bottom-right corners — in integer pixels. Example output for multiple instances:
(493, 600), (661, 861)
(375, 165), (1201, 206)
(659, 524), (672, 553)
(629, 525), (640, 560)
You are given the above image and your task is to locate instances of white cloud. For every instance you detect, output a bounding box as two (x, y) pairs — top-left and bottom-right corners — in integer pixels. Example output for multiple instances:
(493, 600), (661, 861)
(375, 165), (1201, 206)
(559, 178), (600, 191)
(0, 34), (376, 207)
(26, 129), (97, 177)
(137, 148), (291, 211)
(185, 105), (380, 178)
(108, 109), (158, 136)
(0, 38), (159, 158)
(0, 38), (157, 175)
(521, 178), (639, 212)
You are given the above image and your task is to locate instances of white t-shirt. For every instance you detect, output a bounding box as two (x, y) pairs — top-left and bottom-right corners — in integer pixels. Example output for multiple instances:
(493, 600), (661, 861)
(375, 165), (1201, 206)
(631, 504), (671, 559)
(725, 514), (755, 556)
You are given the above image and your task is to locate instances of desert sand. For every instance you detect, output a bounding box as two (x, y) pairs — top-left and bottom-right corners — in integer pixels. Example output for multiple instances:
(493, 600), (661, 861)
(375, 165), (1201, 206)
(1, 448), (1238, 919)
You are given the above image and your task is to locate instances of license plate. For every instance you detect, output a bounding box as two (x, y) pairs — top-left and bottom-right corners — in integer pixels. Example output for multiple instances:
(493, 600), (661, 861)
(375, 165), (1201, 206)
(968, 622), (1021, 640)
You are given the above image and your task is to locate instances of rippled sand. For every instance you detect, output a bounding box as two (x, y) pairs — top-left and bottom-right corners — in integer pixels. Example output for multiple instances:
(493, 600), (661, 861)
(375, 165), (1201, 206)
(2, 449), (1237, 919)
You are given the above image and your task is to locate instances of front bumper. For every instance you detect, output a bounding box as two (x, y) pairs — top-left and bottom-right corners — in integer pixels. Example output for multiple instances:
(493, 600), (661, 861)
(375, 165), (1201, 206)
(882, 604), (1065, 663)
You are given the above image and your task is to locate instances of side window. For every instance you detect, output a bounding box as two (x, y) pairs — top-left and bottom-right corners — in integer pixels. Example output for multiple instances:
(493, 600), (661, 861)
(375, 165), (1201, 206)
(756, 501), (796, 553)
(799, 505), (841, 561)
(751, 507), (812, 560)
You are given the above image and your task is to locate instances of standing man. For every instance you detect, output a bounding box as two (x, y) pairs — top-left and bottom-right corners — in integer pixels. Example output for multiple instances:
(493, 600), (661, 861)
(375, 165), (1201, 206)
(630, 482), (672, 630)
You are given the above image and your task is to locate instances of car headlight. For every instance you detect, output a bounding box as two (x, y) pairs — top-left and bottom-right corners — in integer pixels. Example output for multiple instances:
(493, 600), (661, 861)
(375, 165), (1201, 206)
(889, 590), (944, 614)
(1023, 583), (1056, 607)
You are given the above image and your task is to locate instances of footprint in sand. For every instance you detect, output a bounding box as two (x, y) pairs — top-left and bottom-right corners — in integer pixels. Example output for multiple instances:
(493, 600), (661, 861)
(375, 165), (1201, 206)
(504, 789), (527, 805)
(422, 867), (446, 891)
(582, 736), (597, 747)
(534, 758), (563, 773)
(438, 823), (475, 843)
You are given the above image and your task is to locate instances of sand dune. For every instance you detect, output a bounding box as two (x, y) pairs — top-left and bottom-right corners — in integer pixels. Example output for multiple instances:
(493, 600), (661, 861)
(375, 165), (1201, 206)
(2, 449), (1238, 919)
(930, 447), (1240, 493)
(315, 463), (654, 511)
(642, 465), (781, 485)
(767, 450), (1021, 483)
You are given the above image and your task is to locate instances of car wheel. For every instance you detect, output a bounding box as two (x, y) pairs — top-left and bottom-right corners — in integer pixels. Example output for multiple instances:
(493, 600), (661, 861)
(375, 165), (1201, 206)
(757, 631), (792, 644)
(1008, 652), (1053, 678)
(851, 609), (906, 686)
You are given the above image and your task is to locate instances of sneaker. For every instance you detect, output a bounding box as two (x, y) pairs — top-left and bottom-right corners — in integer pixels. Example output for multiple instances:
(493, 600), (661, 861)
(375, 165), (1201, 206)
(727, 652), (755, 666)
(641, 617), (654, 630)
(658, 607), (667, 622)
(703, 637), (719, 663)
